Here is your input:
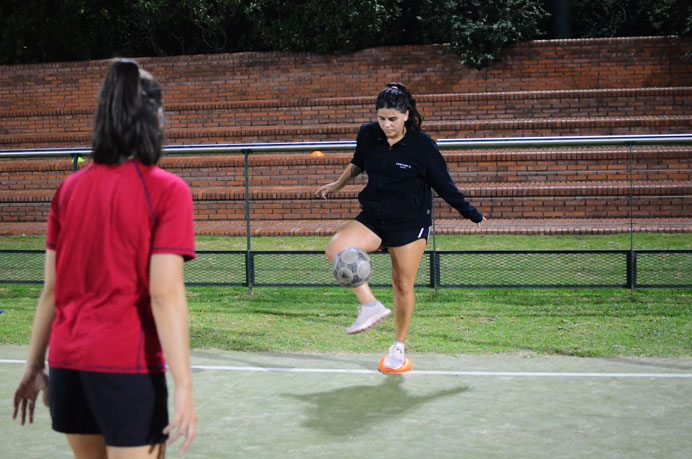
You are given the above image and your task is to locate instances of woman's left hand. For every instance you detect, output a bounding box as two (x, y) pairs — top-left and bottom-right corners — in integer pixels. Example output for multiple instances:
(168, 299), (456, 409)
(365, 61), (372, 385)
(477, 216), (487, 230)
(13, 366), (49, 426)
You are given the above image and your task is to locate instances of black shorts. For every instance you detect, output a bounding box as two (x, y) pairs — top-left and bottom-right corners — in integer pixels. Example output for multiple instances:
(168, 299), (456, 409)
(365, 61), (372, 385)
(49, 367), (169, 447)
(356, 212), (430, 248)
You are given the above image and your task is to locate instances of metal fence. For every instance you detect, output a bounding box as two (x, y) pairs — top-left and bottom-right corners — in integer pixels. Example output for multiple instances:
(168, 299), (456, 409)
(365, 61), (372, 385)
(2, 249), (691, 289)
(2, 134), (692, 290)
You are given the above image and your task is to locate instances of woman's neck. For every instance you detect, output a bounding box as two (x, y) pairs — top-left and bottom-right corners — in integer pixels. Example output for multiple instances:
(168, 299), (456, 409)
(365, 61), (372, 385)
(387, 127), (406, 146)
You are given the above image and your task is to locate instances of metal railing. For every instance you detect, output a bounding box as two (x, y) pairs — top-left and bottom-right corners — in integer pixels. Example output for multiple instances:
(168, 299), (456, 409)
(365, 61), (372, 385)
(2, 134), (692, 290)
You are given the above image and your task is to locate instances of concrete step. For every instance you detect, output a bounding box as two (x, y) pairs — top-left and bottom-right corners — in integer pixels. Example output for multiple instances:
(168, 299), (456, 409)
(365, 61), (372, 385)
(2, 115), (691, 149)
(2, 87), (689, 136)
(3, 180), (691, 224)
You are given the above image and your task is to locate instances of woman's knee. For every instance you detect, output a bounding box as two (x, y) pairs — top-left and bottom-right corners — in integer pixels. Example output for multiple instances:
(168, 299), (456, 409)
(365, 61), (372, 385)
(392, 277), (415, 298)
(326, 224), (380, 260)
(325, 237), (343, 261)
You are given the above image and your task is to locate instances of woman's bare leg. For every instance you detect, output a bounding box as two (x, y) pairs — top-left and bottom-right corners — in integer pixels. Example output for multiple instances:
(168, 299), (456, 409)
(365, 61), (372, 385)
(66, 434), (166, 459)
(388, 238), (427, 343)
(107, 444), (166, 459)
(327, 220), (392, 334)
(65, 434), (107, 459)
(326, 220), (382, 304)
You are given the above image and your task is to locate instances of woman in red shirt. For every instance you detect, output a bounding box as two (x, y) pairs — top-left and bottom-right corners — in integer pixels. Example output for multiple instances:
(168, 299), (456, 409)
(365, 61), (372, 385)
(13, 59), (197, 457)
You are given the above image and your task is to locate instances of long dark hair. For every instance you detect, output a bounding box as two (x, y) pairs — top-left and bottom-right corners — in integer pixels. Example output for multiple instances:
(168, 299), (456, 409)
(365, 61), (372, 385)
(375, 82), (422, 133)
(92, 59), (164, 165)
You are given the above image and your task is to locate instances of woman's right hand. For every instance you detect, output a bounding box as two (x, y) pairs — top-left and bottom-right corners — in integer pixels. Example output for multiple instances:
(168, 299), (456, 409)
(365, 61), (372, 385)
(164, 383), (197, 456)
(13, 366), (49, 426)
(315, 182), (339, 200)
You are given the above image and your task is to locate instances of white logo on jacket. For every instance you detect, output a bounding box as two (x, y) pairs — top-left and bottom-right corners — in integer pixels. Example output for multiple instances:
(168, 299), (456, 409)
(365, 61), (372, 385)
(395, 162), (412, 170)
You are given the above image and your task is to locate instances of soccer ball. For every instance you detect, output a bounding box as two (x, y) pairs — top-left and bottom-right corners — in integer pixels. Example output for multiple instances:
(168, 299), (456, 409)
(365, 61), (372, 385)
(332, 247), (372, 288)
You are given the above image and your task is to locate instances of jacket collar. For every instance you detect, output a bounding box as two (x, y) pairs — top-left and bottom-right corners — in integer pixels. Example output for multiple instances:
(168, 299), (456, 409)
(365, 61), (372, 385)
(375, 123), (410, 147)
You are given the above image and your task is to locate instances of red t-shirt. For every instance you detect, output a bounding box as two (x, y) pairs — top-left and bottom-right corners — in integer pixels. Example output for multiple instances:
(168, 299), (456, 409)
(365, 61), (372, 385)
(46, 160), (195, 374)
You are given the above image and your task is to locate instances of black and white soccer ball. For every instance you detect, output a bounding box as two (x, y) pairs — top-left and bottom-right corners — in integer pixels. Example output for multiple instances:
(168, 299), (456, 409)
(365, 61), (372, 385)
(332, 247), (372, 288)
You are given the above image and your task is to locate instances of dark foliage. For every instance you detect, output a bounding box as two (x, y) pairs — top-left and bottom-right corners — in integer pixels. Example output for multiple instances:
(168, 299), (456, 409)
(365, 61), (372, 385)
(0, 1), (688, 68)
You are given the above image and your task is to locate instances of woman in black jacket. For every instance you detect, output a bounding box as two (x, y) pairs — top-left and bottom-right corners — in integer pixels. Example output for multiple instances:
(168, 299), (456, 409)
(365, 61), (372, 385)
(316, 82), (486, 372)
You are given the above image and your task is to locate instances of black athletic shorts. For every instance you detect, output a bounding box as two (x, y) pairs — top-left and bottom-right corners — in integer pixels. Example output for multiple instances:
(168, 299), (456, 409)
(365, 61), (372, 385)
(49, 367), (169, 447)
(356, 212), (430, 248)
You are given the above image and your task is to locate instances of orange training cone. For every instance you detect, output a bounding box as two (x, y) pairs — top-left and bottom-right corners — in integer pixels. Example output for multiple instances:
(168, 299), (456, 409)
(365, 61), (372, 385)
(378, 356), (412, 374)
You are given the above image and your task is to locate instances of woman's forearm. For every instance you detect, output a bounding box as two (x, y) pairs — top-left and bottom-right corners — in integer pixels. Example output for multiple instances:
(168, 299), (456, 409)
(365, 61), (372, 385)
(151, 289), (192, 388)
(149, 254), (193, 389)
(25, 290), (55, 369)
(332, 163), (362, 191)
(25, 250), (57, 369)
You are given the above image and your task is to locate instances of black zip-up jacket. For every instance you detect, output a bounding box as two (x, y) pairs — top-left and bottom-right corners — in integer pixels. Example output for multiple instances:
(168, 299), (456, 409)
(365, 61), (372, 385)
(351, 122), (483, 230)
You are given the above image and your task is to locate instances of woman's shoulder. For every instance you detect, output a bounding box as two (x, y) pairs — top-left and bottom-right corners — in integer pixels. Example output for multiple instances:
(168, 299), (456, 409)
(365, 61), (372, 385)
(358, 122), (379, 135)
(410, 129), (438, 150)
(413, 128), (435, 142)
(137, 162), (190, 192)
(356, 122), (384, 147)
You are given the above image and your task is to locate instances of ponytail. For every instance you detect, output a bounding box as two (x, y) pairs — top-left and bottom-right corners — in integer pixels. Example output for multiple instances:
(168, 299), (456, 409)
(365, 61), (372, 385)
(375, 82), (423, 133)
(93, 59), (163, 166)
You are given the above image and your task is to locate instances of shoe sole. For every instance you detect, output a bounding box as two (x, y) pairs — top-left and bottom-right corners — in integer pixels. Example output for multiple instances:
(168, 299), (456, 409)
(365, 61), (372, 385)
(345, 308), (392, 335)
(379, 356), (412, 374)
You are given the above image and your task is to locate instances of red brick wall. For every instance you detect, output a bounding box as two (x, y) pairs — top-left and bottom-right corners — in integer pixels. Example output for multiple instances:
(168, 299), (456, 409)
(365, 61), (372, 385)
(1, 36), (690, 232)
(1, 36), (690, 122)
(5, 193), (689, 222)
(3, 146), (690, 224)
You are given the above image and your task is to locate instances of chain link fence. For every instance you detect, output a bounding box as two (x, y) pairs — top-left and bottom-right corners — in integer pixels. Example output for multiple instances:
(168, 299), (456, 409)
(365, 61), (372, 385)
(2, 249), (690, 289)
(2, 134), (691, 290)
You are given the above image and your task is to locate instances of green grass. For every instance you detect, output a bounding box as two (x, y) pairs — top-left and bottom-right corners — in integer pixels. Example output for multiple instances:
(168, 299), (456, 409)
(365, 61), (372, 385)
(2, 234), (691, 358)
(2, 285), (690, 358)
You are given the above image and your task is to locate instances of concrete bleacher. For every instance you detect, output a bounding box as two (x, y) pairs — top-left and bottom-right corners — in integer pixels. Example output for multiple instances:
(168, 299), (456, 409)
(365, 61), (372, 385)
(1, 37), (691, 237)
(3, 87), (692, 147)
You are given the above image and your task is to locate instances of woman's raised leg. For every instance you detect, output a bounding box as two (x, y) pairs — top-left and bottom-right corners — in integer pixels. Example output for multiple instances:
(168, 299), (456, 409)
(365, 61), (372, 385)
(326, 220), (391, 333)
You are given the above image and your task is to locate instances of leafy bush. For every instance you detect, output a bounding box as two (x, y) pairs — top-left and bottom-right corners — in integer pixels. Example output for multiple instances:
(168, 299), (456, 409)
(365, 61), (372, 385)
(243, 0), (400, 54)
(0, 0), (688, 67)
(243, 0), (547, 68)
(0, 0), (256, 63)
(0, 0), (547, 67)
(571, 0), (692, 38)
(420, 0), (548, 70)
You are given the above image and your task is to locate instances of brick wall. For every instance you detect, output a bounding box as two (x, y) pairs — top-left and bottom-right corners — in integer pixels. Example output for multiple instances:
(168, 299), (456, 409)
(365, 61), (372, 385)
(1, 37), (691, 234)
(1, 36), (691, 142)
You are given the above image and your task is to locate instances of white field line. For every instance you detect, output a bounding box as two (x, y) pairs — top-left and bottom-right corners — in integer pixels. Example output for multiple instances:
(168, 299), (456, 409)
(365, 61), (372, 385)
(2, 359), (691, 378)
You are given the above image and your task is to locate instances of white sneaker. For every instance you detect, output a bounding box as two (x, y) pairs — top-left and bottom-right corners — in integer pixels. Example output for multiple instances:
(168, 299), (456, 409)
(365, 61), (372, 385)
(345, 301), (391, 335)
(383, 342), (406, 370)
